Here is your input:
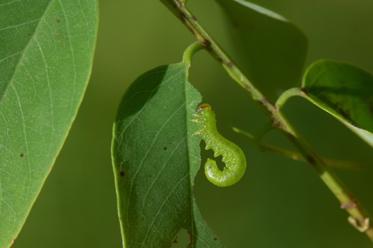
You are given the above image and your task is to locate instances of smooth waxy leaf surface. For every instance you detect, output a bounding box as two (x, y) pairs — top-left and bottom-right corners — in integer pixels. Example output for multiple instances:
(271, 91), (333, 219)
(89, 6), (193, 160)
(0, 1), (98, 246)
(301, 60), (373, 148)
(112, 63), (224, 248)
(216, 0), (307, 98)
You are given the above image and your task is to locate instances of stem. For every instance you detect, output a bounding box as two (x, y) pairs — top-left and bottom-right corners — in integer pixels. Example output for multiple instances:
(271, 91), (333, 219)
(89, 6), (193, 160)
(275, 87), (304, 110)
(162, 0), (373, 242)
(162, 0), (269, 105)
(183, 41), (203, 66)
(233, 127), (363, 171)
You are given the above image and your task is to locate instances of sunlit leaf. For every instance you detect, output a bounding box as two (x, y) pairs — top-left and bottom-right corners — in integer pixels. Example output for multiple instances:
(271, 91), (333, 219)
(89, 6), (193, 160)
(0, 1), (98, 246)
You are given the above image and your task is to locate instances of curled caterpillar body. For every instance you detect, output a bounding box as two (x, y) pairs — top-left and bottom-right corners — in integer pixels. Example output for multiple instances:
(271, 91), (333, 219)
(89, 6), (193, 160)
(194, 103), (247, 187)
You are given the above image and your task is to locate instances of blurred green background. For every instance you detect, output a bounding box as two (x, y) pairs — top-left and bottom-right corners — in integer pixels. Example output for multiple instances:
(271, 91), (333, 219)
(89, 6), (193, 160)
(15, 0), (373, 247)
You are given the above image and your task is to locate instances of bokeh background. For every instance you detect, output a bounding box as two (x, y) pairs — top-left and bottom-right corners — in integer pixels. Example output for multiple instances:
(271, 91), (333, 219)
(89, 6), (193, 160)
(15, 0), (373, 247)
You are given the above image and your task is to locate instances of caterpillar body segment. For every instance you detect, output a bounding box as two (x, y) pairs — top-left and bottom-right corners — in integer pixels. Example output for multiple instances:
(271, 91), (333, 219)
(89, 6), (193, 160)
(193, 104), (247, 187)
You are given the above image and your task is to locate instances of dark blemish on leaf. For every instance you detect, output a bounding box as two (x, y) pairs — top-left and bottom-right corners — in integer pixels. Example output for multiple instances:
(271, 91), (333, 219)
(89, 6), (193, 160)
(173, 237), (178, 244)
(213, 237), (218, 241)
(20, 153), (24, 158)
(188, 231), (194, 244)
(56, 18), (61, 23)
(119, 162), (126, 177)
(163, 147), (168, 151)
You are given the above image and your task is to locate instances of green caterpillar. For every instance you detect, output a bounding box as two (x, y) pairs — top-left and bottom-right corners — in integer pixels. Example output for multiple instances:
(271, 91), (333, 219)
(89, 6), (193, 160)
(193, 103), (247, 187)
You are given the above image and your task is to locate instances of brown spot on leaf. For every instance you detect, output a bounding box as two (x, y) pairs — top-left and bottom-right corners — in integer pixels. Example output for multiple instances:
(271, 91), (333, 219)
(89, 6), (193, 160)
(119, 162), (126, 177)
(188, 231), (194, 244)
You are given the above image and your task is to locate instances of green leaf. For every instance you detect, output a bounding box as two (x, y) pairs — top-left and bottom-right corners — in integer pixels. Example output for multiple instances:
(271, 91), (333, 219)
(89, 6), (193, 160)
(0, 1), (98, 246)
(301, 60), (373, 148)
(216, 0), (308, 98)
(112, 63), (224, 248)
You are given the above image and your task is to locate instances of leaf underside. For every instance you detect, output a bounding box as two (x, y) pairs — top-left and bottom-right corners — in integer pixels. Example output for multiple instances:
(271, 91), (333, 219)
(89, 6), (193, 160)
(302, 60), (373, 148)
(0, 1), (98, 246)
(112, 63), (224, 248)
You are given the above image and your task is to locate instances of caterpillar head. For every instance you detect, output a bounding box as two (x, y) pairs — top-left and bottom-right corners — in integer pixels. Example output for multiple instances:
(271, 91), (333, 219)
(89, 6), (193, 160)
(197, 103), (212, 112)
(194, 103), (213, 122)
(192, 103), (214, 135)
